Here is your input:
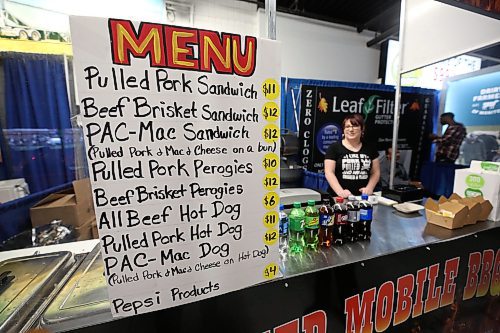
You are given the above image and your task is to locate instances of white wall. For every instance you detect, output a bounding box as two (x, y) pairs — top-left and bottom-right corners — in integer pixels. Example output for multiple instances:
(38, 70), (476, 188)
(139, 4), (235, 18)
(191, 0), (381, 83)
(402, 0), (500, 73)
(258, 10), (381, 83)
(193, 0), (258, 36)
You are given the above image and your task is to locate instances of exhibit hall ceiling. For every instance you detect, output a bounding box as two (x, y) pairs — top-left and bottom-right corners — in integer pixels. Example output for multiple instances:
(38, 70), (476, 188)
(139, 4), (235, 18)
(240, 0), (500, 67)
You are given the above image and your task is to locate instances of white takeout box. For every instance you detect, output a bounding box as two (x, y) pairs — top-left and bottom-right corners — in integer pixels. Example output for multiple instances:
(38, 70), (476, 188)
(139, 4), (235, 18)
(453, 161), (500, 221)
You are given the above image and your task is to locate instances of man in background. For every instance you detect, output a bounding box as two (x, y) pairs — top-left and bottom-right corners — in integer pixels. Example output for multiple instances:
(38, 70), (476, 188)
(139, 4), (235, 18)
(379, 147), (409, 188)
(429, 112), (467, 163)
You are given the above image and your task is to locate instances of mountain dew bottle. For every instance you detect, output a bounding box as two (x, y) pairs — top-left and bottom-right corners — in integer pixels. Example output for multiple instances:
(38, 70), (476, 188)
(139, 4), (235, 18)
(304, 200), (319, 250)
(288, 202), (305, 255)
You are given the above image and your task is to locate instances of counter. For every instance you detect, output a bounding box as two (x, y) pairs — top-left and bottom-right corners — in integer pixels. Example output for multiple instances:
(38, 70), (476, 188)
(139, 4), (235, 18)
(1, 205), (498, 333)
(281, 204), (499, 276)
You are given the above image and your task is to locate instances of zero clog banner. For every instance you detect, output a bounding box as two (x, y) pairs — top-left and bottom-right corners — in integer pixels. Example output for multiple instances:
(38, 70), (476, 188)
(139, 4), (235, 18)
(298, 85), (436, 179)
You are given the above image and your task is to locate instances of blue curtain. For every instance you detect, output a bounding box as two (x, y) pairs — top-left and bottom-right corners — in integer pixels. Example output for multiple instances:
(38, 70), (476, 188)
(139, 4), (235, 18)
(2, 53), (75, 193)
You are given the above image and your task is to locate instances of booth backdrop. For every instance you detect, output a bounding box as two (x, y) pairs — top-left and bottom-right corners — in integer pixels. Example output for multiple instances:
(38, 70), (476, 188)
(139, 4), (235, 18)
(281, 78), (439, 180)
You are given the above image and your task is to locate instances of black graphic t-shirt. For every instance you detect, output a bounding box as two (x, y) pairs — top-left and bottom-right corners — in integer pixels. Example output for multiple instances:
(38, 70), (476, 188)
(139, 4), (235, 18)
(324, 142), (379, 196)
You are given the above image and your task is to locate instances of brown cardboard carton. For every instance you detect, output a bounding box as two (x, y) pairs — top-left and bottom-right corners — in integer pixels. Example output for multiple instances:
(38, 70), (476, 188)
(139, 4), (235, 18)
(30, 178), (95, 228)
(424, 198), (468, 229)
(449, 193), (482, 225)
(465, 196), (494, 221)
(75, 218), (93, 241)
(448, 193), (461, 201)
(462, 200), (481, 225)
(91, 218), (99, 239)
(438, 196), (448, 204)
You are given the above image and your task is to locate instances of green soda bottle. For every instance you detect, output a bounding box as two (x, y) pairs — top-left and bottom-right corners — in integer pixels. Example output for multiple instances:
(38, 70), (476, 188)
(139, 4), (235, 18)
(288, 202), (305, 255)
(304, 200), (319, 251)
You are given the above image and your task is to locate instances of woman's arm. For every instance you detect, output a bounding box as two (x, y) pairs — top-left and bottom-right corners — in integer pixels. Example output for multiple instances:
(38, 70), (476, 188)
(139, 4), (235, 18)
(325, 159), (351, 198)
(360, 158), (380, 195)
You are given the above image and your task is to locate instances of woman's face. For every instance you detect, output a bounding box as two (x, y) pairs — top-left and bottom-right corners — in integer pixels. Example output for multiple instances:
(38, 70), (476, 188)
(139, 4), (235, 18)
(343, 120), (362, 141)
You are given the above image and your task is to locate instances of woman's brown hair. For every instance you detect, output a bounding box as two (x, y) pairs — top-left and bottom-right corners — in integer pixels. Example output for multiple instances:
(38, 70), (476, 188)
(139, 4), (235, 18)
(342, 114), (365, 131)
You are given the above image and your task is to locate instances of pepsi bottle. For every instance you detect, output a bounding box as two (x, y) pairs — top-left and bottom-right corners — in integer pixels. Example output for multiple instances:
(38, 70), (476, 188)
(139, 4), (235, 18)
(346, 200), (359, 242)
(359, 194), (373, 240)
(333, 197), (348, 246)
(279, 204), (289, 255)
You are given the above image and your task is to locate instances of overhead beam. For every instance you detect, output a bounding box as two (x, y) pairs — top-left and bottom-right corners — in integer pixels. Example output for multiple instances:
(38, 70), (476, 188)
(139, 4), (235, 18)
(238, 0), (358, 28)
(469, 52), (500, 63)
(468, 42), (500, 63)
(357, 2), (401, 33)
(366, 25), (399, 48)
(289, 0), (299, 11)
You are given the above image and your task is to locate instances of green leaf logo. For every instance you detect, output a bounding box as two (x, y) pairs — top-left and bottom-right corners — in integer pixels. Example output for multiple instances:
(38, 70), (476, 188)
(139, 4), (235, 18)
(362, 95), (379, 120)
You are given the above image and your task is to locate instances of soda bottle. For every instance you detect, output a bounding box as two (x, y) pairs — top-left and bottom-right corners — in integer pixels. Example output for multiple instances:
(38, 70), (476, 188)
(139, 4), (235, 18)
(278, 204), (289, 255)
(346, 200), (360, 242)
(288, 202), (305, 255)
(333, 197), (348, 246)
(359, 194), (373, 240)
(318, 198), (334, 248)
(304, 200), (319, 251)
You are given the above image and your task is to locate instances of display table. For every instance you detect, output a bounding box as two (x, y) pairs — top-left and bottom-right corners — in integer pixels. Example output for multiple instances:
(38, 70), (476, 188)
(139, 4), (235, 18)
(1, 205), (499, 333)
(282, 204), (499, 276)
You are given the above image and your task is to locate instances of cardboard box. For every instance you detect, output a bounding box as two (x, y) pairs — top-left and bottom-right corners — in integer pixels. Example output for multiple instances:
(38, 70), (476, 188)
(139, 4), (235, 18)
(465, 196), (493, 221)
(91, 218), (99, 239)
(453, 160), (500, 221)
(425, 198), (468, 229)
(30, 178), (95, 228)
(448, 193), (482, 225)
(425, 192), (493, 229)
(423, 222), (459, 239)
(75, 218), (94, 241)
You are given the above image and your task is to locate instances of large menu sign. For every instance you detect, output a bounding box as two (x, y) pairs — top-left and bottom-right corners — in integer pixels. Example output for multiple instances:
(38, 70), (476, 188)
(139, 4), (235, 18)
(70, 16), (281, 317)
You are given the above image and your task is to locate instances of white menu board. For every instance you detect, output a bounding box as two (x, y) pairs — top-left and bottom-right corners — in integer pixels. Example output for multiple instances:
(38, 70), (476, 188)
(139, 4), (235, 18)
(70, 16), (281, 317)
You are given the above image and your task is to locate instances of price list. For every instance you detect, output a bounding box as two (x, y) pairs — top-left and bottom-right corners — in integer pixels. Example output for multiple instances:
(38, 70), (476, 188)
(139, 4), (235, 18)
(261, 79), (280, 280)
(70, 16), (281, 317)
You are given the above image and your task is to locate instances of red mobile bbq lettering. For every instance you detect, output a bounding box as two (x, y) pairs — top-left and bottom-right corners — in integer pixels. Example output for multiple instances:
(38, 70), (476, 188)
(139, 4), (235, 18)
(412, 267), (427, 317)
(492, 249), (500, 296)
(374, 282), (394, 332)
(345, 288), (376, 333)
(264, 310), (327, 333)
(264, 250), (498, 333)
(393, 274), (414, 326)
(477, 249), (494, 297)
(302, 310), (327, 333)
(274, 319), (299, 333)
(440, 257), (460, 307)
(109, 19), (256, 77)
(424, 264), (441, 313)
(464, 249), (500, 300)
(464, 251), (482, 300)
(344, 259), (470, 332)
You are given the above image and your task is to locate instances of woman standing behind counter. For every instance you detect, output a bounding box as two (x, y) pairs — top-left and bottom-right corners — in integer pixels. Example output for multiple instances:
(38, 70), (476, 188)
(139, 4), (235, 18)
(324, 114), (380, 198)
